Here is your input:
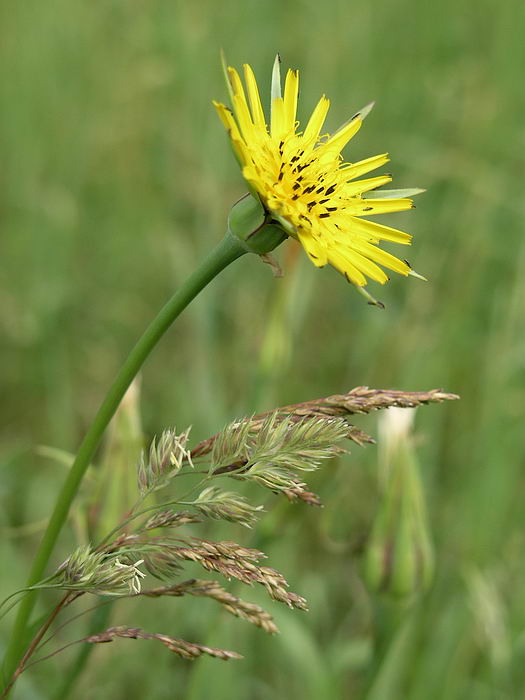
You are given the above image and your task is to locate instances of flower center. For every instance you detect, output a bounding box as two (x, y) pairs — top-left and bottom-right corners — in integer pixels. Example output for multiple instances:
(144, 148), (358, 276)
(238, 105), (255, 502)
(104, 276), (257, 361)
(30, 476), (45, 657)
(251, 136), (342, 236)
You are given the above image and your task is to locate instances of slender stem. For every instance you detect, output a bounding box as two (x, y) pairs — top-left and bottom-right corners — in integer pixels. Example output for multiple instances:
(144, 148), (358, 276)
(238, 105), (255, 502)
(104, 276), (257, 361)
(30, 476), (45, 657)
(2, 232), (247, 691)
(52, 602), (114, 700)
(97, 474), (212, 547)
(1, 595), (73, 698)
(96, 503), (166, 547)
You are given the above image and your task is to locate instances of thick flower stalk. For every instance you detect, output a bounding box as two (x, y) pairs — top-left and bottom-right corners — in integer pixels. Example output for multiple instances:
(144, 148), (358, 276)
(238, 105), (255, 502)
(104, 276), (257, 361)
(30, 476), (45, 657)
(215, 56), (425, 301)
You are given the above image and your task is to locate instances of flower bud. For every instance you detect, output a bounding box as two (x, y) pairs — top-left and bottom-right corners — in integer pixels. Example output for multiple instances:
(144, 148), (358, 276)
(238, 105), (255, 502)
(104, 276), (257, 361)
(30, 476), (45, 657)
(228, 193), (287, 255)
(89, 380), (143, 541)
(364, 408), (435, 599)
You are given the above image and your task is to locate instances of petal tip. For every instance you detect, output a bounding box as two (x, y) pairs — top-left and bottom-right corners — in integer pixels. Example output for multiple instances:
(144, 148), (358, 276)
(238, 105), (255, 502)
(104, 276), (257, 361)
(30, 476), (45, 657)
(355, 101), (375, 121)
(408, 269), (427, 282)
(271, 54), (282, 100)
(356, 283), (385, 309)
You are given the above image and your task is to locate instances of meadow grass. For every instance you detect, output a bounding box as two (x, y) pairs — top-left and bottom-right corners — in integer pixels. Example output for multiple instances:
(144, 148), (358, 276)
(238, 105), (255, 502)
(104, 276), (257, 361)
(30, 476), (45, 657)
(1, 0), (524, 697)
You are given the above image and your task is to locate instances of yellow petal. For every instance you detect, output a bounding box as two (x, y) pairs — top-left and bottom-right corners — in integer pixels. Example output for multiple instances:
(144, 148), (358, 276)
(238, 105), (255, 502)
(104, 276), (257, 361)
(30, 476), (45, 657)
(297, 230), (327, 266)
(303, 96), (330, 143)
(347, 217), (412, 245)
(322, 116), (362, 153)
(341, 154), (390, 180)
(341, 175), (393, 198)
(356, 198), (414, 215)
(351, 240), (410, 275)
(232, 93), (256, 141)
(328, 248), (367, 286)
(228, 67), (257, 142)
(270, 96), (286, 140)
(243, 63), (266, 128)
(342, 248), (390, 284)
(213, 101), (242, 141)
(283, 69), (299, 133)
(227, 67), (247, 105)
(230, 137), (250, 166)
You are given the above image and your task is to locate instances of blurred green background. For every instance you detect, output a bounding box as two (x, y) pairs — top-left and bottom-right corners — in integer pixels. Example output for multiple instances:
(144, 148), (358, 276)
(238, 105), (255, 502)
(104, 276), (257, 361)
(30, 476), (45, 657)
(1, 0), (525, 698)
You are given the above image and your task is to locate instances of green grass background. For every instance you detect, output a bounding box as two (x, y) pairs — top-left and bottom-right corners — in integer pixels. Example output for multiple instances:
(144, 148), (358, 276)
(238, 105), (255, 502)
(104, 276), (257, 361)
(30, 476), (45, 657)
(1, 0), (525, 698)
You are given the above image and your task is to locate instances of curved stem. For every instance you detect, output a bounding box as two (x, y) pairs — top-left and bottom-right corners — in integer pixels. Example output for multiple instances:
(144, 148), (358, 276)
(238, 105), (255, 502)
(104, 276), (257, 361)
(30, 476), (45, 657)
(1, 595), (73, 699)
(97, 475), (211, 547)
(52, 602), (114, 700)
(2, 231), (247, 691)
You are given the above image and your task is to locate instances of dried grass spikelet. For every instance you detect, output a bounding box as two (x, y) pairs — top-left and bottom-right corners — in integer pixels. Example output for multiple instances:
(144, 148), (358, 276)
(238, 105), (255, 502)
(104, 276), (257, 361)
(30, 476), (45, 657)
(141, 578), (279, 634)
(141, 538), (307, 611)
(191, 487), (264, 527)
(282, 481), (323, 506)
(191, 387), (459, 459)
(306, 387), (458, 415)
(141, 510), (203, 531)
(137, 427), (193, 495)
(85, 626), (242, 661)
(53, 546), (146, 595)
(39, 385), (457, 671)
(204, 413), (349, 507)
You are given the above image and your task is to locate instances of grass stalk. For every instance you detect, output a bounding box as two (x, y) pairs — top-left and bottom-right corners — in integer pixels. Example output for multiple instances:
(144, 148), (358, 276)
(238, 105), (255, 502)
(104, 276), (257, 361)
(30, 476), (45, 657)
(1, 231), (247, 693)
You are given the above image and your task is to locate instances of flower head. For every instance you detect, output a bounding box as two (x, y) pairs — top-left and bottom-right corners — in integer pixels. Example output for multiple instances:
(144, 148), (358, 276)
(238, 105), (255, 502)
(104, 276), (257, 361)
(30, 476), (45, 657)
(214, 56), (424, 302)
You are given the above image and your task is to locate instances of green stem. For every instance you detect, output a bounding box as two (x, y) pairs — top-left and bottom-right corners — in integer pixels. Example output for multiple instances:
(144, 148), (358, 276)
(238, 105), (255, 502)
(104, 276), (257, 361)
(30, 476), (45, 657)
(2, 231), (247, 691)
(97, 468), (213, 548)
(52, 602), (114, 700)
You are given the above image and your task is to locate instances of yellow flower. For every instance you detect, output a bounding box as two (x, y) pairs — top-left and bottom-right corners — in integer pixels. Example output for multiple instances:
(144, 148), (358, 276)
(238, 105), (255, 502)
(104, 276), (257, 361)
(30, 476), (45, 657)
(214, 56), (424, 301)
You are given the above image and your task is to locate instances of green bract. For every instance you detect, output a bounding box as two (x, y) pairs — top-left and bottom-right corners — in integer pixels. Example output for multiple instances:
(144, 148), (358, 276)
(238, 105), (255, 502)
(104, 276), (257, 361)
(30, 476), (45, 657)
(227, 193), (287, 255)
